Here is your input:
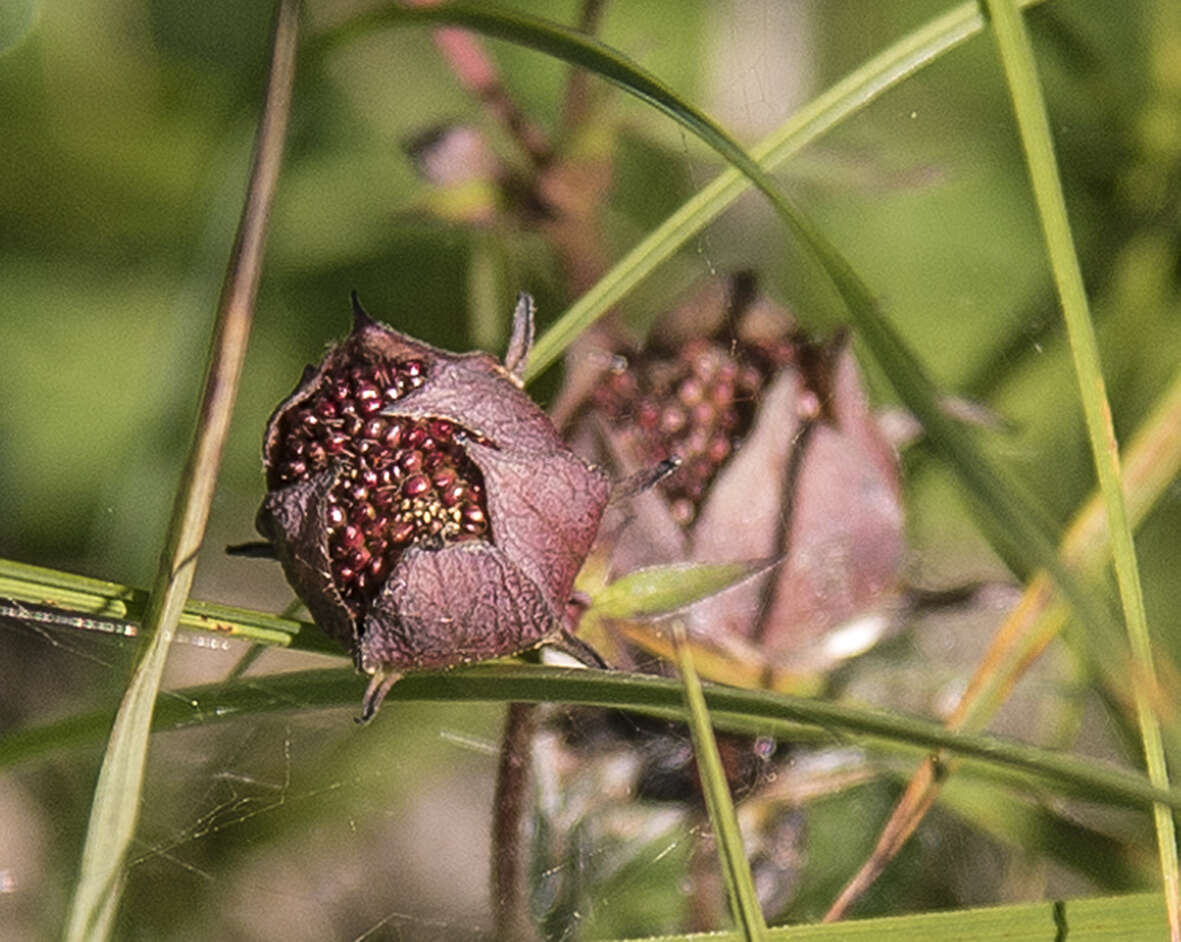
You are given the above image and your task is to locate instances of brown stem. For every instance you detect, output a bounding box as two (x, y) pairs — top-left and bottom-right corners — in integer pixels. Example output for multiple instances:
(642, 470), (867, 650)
(491, 701), (540, 941)
(686, 810), (726, 932)
(561, 0), (609, 131)
(407, 0), (551, 166)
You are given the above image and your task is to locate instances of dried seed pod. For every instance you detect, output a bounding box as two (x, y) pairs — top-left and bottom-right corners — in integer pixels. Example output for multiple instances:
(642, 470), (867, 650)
(256, 293), (611, 719)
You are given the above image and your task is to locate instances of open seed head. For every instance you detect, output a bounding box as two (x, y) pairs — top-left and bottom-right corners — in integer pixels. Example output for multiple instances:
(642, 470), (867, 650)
(257, 296), (611, 688)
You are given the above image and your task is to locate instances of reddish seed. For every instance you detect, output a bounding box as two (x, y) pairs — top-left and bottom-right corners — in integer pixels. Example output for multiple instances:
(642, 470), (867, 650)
(383, 422), (404, 448)
(432, 467), (456, 490)
(440, 483), (467, 507)
(372, 488), (395, 509)
(677, 377), (704, 407)
(350, 547), (372, 570)
(403, 359), (424, 377)
(707, 436), (731, 463)
(462, 504), (486, 525)
(685, 427), (710, 455)
(711, 379), (735, 407)
(338, 524), (364, 549)
(399, 450), (424, 473)
(691, 402), (716, 428)
(405, 425), (428, 449)
(430, 419), (454, 439)
(390, 518), (416, 543)
(315, 398), (337, 419)
(363, 418), (386, 440)
(737, 365), (763, 394)
(361, 467), (379, 488)
(403, 473), (430, 497)
(660, 405), (687, 435)
(636, 399), (660, 430)
(337, 565), (356, 583)
(351, 502), (376, 525)
(367, 556), (385, 580)
(326, 505), (345, 527)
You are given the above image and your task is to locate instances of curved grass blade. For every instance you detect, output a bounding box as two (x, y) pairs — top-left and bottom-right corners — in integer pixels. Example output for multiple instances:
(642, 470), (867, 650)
(984, 2), (1179, 936)
(10, 664), (1181, 818)
(61, 4), (301, 940)
(672, 621), (766, 938)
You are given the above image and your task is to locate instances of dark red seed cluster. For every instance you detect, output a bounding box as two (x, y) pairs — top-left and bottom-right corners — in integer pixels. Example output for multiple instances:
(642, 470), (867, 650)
(271, 357), (490, 614)
(592, 336), (794, 526)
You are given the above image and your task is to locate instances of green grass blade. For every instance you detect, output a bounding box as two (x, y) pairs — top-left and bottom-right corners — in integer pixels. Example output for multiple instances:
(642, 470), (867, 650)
(0, 557), (334, 653)
(615, 892), (1167, 941)
(11, 664), (1181, 817)
(983, 2), (1180, 936)
(60, 4), (300, 939)
(672, 621), (767, 938)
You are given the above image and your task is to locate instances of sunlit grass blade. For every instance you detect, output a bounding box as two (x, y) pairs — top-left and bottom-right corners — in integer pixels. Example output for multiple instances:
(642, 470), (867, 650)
(984, 1), (1179, 937)
(672, 621), (767, 938)
(60, 3), (300, 940)
(11, 664), (1181, 817)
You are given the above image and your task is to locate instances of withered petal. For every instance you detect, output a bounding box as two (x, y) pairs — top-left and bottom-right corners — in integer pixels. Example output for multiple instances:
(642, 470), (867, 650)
(383, 350), (564, 455)
(359, 541), (554, 672)
(256, 472), (357, 650)
(461, 437), (610, 615)
(756, 346), (904, 656)
(683, 368), (806, 645)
